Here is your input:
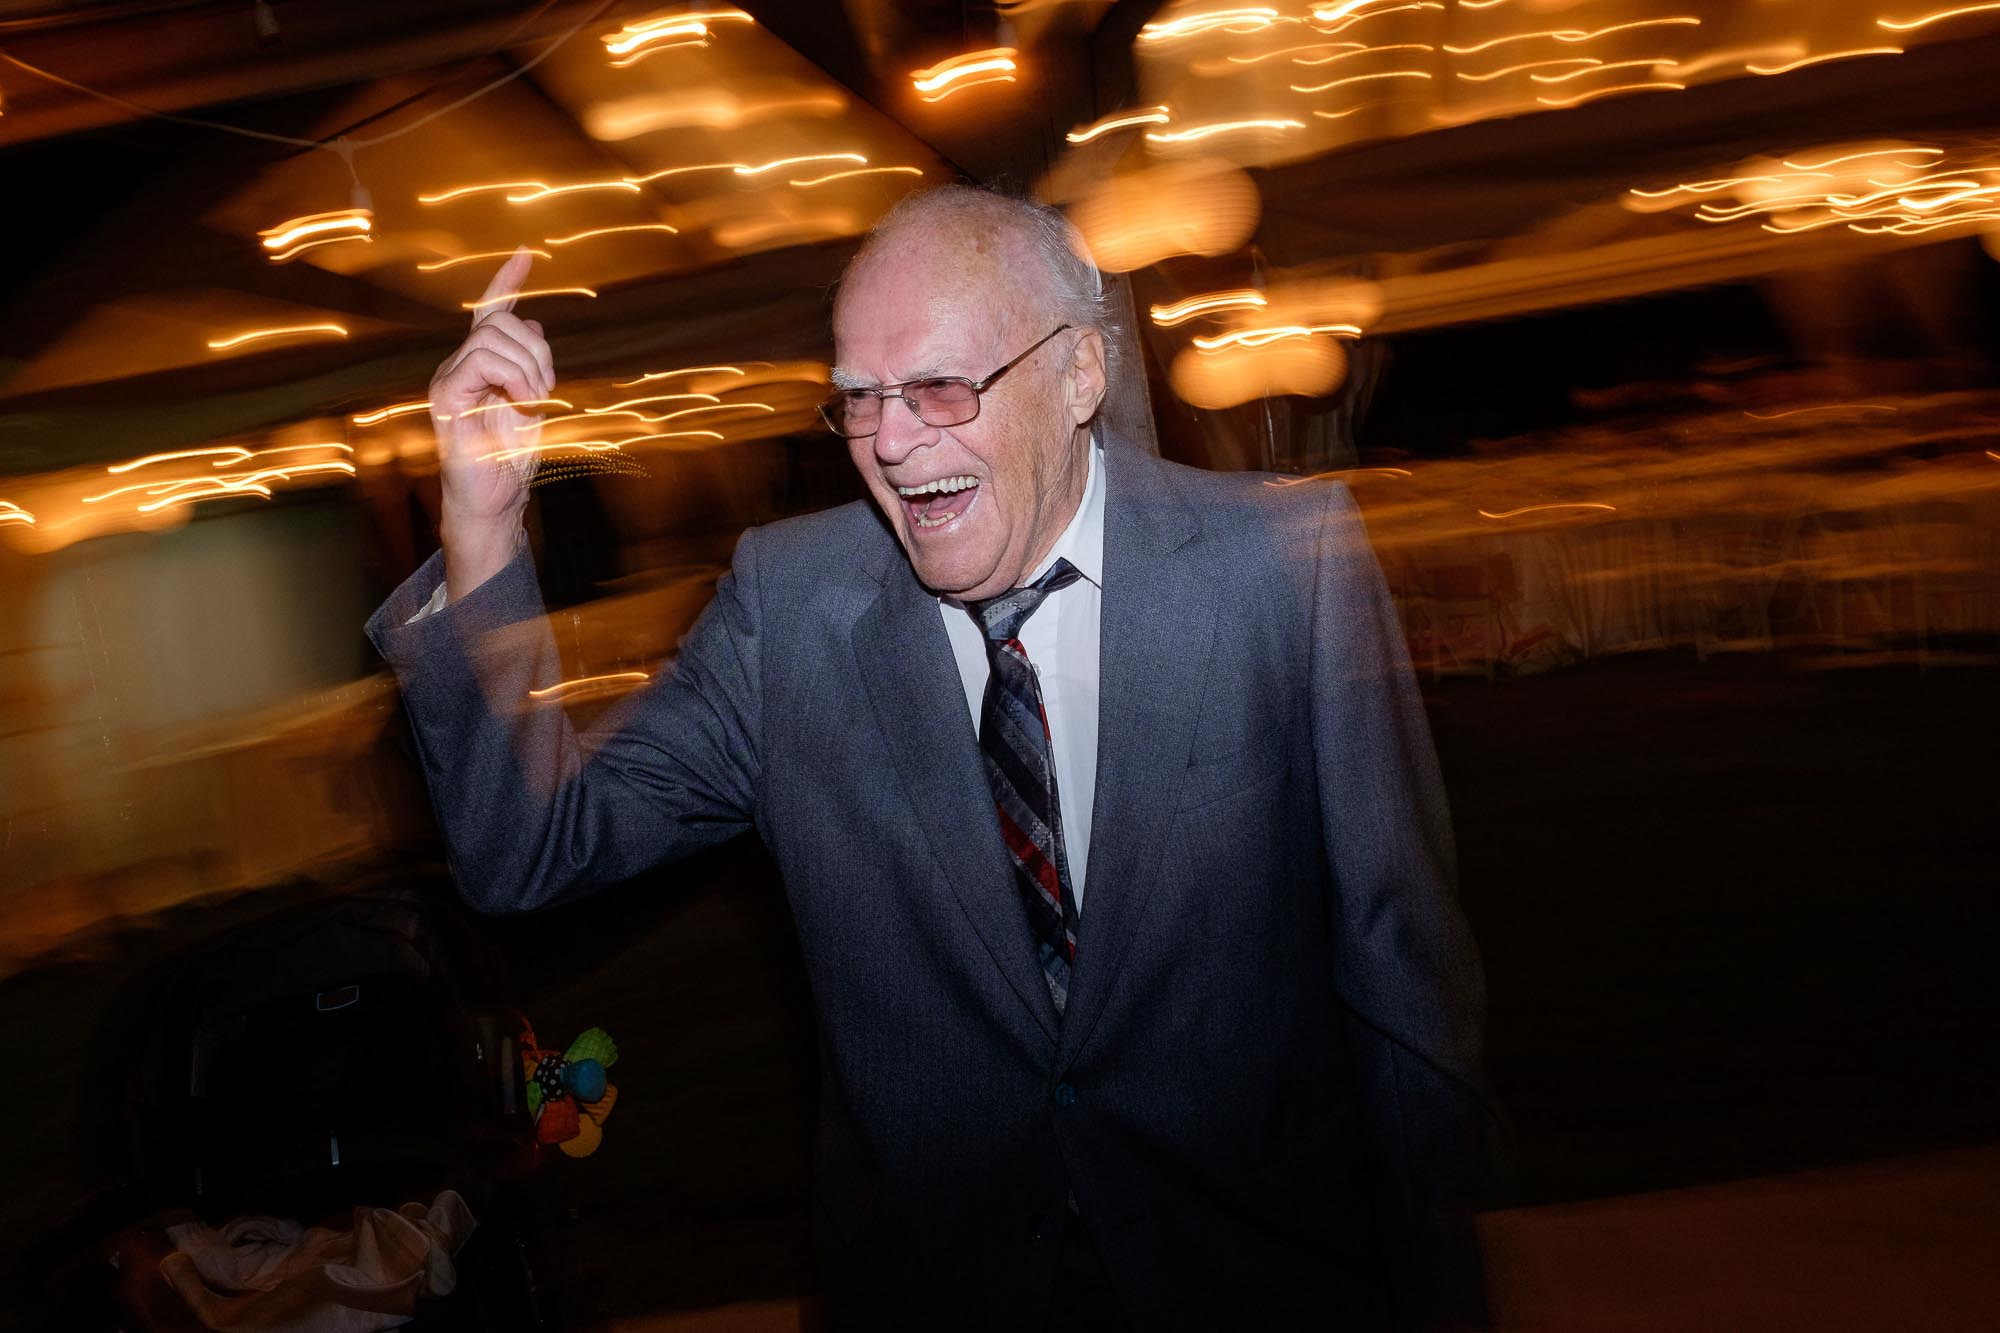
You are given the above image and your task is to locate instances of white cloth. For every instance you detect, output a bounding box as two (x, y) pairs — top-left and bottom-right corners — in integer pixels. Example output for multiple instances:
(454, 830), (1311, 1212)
(940, 444), (1105, 914)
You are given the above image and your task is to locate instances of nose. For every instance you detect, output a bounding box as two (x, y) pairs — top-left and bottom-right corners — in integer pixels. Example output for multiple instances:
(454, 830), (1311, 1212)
(868, 391), (937, 465)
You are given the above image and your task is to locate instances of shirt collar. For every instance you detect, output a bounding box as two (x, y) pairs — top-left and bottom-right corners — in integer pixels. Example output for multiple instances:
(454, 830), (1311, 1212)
(1028, 440), (1105, 589)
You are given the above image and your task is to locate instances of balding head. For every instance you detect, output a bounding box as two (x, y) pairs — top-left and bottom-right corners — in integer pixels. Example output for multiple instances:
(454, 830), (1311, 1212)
(829, 186), (1111, 601)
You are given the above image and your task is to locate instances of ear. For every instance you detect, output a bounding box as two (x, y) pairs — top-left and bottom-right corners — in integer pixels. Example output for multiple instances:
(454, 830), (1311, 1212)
(1063, 327), (1108, 427)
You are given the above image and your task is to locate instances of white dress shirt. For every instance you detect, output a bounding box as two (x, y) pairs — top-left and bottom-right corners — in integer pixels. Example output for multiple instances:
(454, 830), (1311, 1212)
(940, 444), (1104, 914)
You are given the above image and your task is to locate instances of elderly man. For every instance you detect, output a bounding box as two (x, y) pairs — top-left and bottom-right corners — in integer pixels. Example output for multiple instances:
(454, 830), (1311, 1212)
(368, 187), (1496, 1330)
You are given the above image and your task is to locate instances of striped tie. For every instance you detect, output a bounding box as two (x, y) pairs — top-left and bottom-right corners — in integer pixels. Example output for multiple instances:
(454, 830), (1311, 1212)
(971, 559), (1084, 1015)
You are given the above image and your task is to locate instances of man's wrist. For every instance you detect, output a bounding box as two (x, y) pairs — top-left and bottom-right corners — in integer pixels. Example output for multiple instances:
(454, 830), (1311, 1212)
(441, 512), (525, 604)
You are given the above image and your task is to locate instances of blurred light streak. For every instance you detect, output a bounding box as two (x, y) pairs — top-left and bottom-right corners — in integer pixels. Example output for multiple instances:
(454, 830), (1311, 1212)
(1554, 17), (1700, 42)
(734, 152), (868, 176)
(1192, 322), (1361, 349)
(910, 49), (1018, 101)
(480, 440), (627, 464)
(1066, 107), (1171, 143)
(585, 393), (722, 413)
(457, 398), (573, 419)
(602, 8), (754, 65)
(1877, 3), (2000, 31)
(260, 209), (371, 262)
(1986, 449), (2000, 461)
(420, 181), (554, 204)
(240, 442), (355, 461)
(1744, 48), (1902, 75)
(1288, 69), (1432, 93)
(789, 166), (924, 187)
(1532, 58), (1662, 83)
(417, 249), (552, 272)
(1139, 7), (1281, 42)
(588, 91), (846, 139)
(1294, 42), (1432, 65)
(546, 224), (680, 245)
(108, 446), (251, 473)
(461, 288), (597, 310)
(1151, 290), (1267, 325)
(504, 180), (642, 205)
(1314, 2), (1441, 35)
(618, 365), (750, 386)
(352, 401), (432, 425)
(1146, 118), (1304, 143)
(651, 402), (775, 422)
(0, 502), (36, 527)
(1314, 99), (1398, 118)
(1535, 80), (1684, 109)
(259, 209), (369, 249)
(1662, 44), (1805, 78)
(1786, 147), (1941, 170)
(1264, 465), (1411, 487)
(1743, 405), (1898, 419)
(206, 324), (348, 351)
(1456, 57), (1599, 81)
(528, 672), (651, 702)
(1224, 42), (1359, 65)
(1478, 503), (1618, 519)
(625, 163), (743, 184)
(267, 235), (375, 264)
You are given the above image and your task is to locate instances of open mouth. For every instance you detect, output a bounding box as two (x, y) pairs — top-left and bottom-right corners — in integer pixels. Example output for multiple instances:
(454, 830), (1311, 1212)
(896, 474), (979, 530)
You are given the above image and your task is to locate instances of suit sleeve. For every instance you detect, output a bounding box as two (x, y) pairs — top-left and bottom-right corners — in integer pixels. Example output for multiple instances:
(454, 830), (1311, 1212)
(364, 528), (764, 913)
(1307, 481), (1505, 1330)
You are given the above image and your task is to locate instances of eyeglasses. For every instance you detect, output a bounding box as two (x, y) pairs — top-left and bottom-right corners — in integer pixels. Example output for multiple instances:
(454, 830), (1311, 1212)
(819, 324), (1073, 440)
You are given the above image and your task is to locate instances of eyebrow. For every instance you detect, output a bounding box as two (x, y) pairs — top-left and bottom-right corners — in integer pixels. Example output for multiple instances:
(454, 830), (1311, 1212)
(829, 361), (952, 391)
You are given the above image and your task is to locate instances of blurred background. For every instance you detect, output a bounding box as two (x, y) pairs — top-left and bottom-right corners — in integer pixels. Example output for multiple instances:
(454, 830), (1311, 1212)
(1, 0), (1997, 1328)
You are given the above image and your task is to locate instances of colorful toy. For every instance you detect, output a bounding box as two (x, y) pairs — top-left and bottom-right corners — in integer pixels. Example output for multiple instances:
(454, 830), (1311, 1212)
(519, 1022), (619, 1158)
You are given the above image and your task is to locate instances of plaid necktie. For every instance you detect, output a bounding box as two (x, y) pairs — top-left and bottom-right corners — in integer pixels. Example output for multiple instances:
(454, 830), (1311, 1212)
(970, 558), (1085, 1015)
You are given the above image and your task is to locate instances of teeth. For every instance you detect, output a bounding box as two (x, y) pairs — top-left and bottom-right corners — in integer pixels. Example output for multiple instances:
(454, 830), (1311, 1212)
(895, 474), (977, 497)
(914, 509), (959, 528)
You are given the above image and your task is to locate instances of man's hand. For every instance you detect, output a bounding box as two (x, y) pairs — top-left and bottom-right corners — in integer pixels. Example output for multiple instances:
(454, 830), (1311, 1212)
(429, 247), (557, 602)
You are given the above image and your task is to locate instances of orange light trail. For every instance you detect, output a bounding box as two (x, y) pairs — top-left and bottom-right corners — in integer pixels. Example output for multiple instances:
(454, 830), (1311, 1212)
(585, 393), (722, 414)
(617, 365), (753, 387)
(206, 324), (349, 351)
(1878, 2), (2000, 31)
(650, 402), (775, 422)
(789, 166), (925, 187)
(1743, 405), (1898, 420)
(1478, 503), (1618, 519)
(461, 288), (597, 311)
(1289, 69), (1432, 93)
(1553, 17), (1700, 42)
(1293, 42), (1431, 65)
(1785, 147), (1941, 170)
(417, 249), (552, 272)
(420, 181), (547, 204)
(1066, 107), (1171, 143)
(1535, 80), (1684, 109)
(1145, 118), (1304, 143)
(1745, 47), (1902, 75)
(910, 49), (1018, 101)
(107, 446), (251, 474)
(1532, 58), (1662, 83)
(528, 671), (652, 702)
(352, 401), (433, 425)
(1313, 2), (1441, 35)
(259, 210), (371, 263)
(1139, 7), (1281, 41)
(1151, 291), (1268, 326)
(0, 502), (35, 527)
(1192, 323), (1361, 350)
(1224, 42), (1360, 65)
(546, 224), (680, 245)
(1455, 57), (1598, 81)
(734, 152), (867, 176)
(505, 180), (641, 205)
(625, 163), (743, 184)
(456, 398), (573, 420)
(1660, 44), (1804, 78)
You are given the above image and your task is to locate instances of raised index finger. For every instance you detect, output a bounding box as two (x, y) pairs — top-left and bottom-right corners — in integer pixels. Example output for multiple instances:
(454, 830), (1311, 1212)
(471, 247), (535, 330)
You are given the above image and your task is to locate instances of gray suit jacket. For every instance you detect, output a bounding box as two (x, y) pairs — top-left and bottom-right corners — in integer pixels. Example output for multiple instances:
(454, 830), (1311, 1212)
(368, 434), (1495, 1330)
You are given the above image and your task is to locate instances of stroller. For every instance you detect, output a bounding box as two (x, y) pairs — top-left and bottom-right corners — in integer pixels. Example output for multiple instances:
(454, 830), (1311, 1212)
(107, 875), (549, 1331)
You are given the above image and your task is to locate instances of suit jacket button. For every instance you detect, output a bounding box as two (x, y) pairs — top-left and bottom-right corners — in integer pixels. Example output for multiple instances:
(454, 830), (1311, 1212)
(1053, 1082), (1078, 1107)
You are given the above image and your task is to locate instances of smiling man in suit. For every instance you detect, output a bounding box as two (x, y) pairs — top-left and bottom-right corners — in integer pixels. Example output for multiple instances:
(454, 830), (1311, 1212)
(368, 187), (1497, 1330)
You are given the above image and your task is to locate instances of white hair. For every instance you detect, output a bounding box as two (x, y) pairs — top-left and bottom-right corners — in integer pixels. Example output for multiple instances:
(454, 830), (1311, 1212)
(845, 185), (1121, 382)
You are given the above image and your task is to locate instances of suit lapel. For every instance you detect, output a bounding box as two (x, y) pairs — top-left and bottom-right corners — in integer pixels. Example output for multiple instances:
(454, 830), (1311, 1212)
(1059, 440), (1215, 1070)
(853, 546), (1063, 1047)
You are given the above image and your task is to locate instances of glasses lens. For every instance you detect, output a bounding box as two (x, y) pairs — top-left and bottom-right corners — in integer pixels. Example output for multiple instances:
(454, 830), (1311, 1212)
(911, 379), (979, 428)
(822, 390), (880, 438)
